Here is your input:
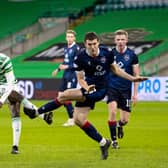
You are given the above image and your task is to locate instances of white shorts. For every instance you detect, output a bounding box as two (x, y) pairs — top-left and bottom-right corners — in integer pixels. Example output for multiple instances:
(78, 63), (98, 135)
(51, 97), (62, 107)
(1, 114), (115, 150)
(0, 83), (19, 104)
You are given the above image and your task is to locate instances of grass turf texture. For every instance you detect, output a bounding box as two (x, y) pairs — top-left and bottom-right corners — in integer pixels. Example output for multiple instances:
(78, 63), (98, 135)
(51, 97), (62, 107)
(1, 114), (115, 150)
(0, 101), (167, 168)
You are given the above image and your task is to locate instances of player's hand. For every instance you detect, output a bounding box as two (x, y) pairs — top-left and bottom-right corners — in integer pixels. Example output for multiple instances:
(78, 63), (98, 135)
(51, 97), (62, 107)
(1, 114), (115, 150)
(132, 95), (138, 106)
(87, 85), (96, 93)
(52, 69), (59, 77)
(59, 64), (68, 70)
(133, 76), (148, 82)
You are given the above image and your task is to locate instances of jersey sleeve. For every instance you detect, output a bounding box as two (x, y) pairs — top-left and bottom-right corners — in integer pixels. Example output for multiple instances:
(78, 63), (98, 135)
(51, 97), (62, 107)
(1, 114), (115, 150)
(2, 55), (13, 73)
(109, 50), (114, 64)
(132, 53), (139, 65)
(73, 54), (83, 71)
(69, 45), (80, 70)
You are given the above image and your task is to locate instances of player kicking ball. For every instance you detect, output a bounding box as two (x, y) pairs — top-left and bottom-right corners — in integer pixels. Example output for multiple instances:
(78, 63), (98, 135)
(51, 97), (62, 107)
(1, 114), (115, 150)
(24, 32), (147, 159)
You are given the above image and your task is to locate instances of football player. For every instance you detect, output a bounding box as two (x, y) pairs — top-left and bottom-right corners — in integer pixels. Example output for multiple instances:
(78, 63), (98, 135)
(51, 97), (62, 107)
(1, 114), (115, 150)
(52, 29), (80, 127)
(107, 29), (140, 149)
(0, 53), (53, 154)
(24, 32), (147, 160)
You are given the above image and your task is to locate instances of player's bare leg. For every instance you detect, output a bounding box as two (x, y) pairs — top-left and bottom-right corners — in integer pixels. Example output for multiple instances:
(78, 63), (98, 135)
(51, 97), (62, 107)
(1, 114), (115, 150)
(58, 88), (85, 103)
(10, 91), (53, 124)
(23, 88), (84, 118)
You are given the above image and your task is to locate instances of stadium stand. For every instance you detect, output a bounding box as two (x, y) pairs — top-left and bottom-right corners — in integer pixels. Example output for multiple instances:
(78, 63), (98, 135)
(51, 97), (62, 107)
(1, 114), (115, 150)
(0, 0), (96, 57)
(2, 0), (166, 78)
(93, 0), (168, 15)
(11, 6), (168, 78)
(0, 0), (96, 39)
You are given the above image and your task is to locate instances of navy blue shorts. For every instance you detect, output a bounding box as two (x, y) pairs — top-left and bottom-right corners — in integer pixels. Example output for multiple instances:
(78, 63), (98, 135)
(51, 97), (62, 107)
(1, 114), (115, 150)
(75, 88), (107, 109)
(106, 87), (132, 112)
(59, 77), (77, 91)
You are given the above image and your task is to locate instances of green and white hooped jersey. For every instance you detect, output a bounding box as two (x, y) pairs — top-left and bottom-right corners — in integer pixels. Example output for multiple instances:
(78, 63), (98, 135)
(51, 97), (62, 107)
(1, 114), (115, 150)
(0, 53), (17, 84)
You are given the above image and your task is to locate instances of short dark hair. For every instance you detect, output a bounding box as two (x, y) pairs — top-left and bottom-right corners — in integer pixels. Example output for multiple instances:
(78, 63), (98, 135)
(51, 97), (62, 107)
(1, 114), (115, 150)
(84, 32), (99, 42)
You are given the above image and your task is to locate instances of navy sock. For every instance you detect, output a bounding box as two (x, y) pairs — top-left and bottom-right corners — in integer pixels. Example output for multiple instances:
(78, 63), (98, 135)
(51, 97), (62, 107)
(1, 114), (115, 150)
(64, 101), (74, 118)
(108, 120), (117, 141)
(118, 120), (127, 126)
(81, 121), (102, 143)
(38, 98), (62, 114)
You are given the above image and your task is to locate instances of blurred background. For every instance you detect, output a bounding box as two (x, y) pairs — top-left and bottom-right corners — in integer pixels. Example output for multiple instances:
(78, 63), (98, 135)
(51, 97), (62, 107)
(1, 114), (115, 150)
(1, 0), (168, 100)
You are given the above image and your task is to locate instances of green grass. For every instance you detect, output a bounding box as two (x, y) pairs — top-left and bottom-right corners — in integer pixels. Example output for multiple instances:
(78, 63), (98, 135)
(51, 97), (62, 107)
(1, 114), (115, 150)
(0, 101), (168, 168)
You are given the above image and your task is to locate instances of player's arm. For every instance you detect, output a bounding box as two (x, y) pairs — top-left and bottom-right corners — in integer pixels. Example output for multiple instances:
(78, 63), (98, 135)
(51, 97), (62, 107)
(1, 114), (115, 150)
(51, 63), (69, 77)
(110, 63), (147, 82)
(132, 64), (140, 105)
(52, 67), (60, 77)
(76, 71), (95, 92)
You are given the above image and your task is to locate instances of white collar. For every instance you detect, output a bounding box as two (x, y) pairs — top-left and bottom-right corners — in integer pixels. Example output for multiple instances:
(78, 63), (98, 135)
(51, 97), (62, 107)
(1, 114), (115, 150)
(116, 46), (127, 53)
(68, 42), (76, 48)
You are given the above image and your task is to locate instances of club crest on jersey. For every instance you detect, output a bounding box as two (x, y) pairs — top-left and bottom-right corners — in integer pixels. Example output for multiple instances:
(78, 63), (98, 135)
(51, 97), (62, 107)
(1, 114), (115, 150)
(100, 56), (106, 63)
(69, 49), (73, 54)
(124, 54), (129, 61)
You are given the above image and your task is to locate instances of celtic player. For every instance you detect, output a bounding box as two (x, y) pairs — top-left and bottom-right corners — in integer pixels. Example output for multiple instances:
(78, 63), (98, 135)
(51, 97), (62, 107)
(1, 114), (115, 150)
(0, 53), (53, 154)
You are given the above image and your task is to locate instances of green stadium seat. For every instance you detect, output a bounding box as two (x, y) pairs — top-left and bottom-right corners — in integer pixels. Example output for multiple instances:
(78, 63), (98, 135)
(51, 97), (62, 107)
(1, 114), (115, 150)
(94, 5), (102, 15)
(0, 0), (96, 39)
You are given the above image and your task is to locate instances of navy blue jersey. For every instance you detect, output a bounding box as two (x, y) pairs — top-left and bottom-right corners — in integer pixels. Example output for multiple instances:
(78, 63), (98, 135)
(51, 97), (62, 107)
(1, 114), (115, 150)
(74, 47), (114, 89)
(108, 47), (139, 90)
(63, 43), (80, 80)
(59, 43), (80, 91)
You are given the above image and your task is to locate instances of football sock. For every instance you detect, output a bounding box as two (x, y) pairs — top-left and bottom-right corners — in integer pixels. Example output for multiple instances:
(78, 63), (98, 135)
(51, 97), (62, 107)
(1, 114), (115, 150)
(64, 101), (74, 118)
(38, 98), (62, 114)
(118, 120), (127, 127)
(108, 120), (117, 141)
(81, 121), (102, 142)
(22, 98), (45, 119)
(12, 117), (21, 147)
(99, 137), (107, 146)
(38, 113), (45, 119)
(22, 98), (36, 109)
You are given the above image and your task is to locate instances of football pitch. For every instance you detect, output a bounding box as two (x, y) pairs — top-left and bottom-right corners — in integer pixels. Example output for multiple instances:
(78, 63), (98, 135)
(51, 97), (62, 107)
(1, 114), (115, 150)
(0, 101), (167, 168)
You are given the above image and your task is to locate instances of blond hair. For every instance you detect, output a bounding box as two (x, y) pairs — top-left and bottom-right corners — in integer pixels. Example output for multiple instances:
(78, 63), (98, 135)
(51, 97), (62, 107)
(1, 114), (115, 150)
(114, 29), (128, 38)
(66, 29), (76, 36)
